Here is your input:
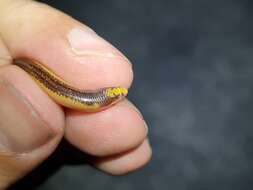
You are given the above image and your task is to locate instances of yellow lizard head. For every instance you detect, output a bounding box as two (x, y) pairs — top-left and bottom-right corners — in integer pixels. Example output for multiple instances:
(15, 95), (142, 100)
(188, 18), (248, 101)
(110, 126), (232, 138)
(106, 87), (128, 98)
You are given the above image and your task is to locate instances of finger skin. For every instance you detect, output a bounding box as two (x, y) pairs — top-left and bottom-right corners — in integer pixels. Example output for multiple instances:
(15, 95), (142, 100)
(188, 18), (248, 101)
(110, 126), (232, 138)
(0, 38), (11, 66)
(0, 135), (62, 189)
(65, 100), (148, 156)
(94, 139), (152, 175)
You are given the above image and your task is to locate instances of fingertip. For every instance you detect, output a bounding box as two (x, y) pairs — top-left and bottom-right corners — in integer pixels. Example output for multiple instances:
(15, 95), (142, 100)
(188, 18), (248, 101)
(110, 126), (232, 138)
(94, 139), (152, 175)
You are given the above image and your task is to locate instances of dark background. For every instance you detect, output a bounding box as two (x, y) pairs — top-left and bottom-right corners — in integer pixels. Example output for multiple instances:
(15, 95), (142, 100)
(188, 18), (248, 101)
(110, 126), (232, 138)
(11, 0), (253, 189)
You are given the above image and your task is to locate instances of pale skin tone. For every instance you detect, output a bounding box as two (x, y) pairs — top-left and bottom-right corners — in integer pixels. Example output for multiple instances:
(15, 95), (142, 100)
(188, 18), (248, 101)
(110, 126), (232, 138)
(0, 0), (151, 189)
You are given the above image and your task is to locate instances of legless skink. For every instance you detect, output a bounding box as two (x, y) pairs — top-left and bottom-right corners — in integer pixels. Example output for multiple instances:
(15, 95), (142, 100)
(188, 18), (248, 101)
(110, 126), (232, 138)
(13, 58), (128, 112)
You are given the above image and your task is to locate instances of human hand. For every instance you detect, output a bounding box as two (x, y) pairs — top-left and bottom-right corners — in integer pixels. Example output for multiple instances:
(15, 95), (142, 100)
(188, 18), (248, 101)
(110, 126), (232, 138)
(0, 0), (151, 189)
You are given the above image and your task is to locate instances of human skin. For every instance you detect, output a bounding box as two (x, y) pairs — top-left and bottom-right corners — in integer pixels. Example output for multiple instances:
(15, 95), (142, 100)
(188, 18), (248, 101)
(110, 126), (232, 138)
(0, 0), (151, 189)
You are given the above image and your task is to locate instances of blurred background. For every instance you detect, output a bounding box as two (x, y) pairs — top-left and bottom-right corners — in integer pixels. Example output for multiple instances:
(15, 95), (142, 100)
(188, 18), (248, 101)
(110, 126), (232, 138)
(11, 0), (253, 189)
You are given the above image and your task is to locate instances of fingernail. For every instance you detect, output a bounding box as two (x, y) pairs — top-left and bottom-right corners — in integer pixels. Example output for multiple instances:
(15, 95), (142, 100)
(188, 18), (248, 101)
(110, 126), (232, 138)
(143, 120), (149, 134)
(67, 27), (131, 63)
(0, 80), (56, 154)
(133, 108), (149, 134)
(127, 100), (149, 134)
